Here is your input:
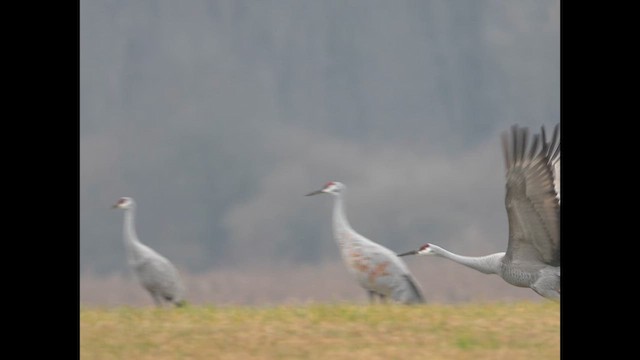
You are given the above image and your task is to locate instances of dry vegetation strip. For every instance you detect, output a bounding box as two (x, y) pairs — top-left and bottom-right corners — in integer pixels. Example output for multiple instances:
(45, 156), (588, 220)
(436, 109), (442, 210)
(80, 301), (559, 360)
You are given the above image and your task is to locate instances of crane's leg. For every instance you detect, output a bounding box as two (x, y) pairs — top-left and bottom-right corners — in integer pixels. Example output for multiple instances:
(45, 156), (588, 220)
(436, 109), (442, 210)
(167, 295), (187, 308)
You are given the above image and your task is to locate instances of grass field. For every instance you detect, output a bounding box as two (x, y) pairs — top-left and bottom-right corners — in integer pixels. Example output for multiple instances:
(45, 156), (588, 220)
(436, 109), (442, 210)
(80, 301), (559, 360)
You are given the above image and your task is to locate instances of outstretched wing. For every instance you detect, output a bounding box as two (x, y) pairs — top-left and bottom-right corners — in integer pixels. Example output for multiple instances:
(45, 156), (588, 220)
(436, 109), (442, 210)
(502, 124), (560, 267)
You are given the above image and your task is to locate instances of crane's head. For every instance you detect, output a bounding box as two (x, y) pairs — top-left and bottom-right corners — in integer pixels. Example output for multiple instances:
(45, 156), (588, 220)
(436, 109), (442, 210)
(113, 197), (135, 210)
(305, 181), (345, 196)
(397, 243), (433, 257)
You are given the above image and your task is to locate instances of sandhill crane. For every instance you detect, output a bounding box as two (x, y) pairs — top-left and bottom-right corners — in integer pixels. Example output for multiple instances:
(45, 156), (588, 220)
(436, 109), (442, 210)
(306, 182), (425, 304)
(398, 124), (560, 301)
(113, 197), (186, 307)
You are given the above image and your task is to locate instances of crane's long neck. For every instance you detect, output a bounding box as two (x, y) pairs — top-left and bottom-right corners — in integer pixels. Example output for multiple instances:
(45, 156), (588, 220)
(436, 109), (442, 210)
(430, 245), (504, 275)
(331, 193), (356, 247)
(332, 194), (353, 232)
(122, 207), (144, 263)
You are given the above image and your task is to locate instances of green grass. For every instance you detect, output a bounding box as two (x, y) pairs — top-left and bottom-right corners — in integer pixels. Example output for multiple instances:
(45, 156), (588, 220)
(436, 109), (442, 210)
(80, 301), (559, 360)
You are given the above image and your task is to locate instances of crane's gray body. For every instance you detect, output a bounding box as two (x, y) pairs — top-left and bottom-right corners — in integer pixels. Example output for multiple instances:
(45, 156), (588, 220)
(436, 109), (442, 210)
(115, 197), (185, 307)
(308, 182), (425, 304)
(335, 229), (425, 304)
(426, 243), (560, 299)
(130, 247), (185, 307)
(399, 125), (560, 301)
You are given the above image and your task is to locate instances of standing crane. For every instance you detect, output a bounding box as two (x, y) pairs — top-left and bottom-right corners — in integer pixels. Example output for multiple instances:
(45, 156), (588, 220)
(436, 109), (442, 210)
(398, 124), (560, 301)
(306, 182), (425, 304)
(113, 197), (186, 307)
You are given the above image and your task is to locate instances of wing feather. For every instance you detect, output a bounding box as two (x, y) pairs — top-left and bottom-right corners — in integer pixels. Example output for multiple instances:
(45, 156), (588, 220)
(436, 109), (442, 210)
(503, 125), (560, 266)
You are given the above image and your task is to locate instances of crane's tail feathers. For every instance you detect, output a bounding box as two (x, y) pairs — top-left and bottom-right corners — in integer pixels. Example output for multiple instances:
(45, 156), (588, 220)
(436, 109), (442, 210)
(174, 300), (188, 308)
(403, 274), (426, 304)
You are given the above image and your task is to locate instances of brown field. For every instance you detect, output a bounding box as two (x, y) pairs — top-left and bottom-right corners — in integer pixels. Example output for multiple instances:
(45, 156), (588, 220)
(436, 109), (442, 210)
(80, 301), (560, 360)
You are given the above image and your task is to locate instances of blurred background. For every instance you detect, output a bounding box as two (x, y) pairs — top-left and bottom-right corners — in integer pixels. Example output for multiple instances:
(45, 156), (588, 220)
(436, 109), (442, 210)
(80, 0), (559, 306)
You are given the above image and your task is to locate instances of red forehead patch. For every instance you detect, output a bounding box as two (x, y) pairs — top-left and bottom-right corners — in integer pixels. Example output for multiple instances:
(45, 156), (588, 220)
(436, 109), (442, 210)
(324, 181), (335, 188)
(419, 244), (430, 251)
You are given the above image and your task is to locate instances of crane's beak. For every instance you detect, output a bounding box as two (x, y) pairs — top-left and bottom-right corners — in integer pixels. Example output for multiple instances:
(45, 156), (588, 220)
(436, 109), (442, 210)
(397, 250), (418, 257)
(305, 189), (324, 196)
(112, 204), (119, 209)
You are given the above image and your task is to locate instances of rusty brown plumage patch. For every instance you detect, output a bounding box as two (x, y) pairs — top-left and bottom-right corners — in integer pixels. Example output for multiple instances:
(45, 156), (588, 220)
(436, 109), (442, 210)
(348, 250), (370, 273)
(367, 262), (390, 285)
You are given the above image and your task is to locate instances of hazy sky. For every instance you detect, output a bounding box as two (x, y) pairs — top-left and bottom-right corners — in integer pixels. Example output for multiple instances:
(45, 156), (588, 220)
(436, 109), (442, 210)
(80, 0), (559, 276)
